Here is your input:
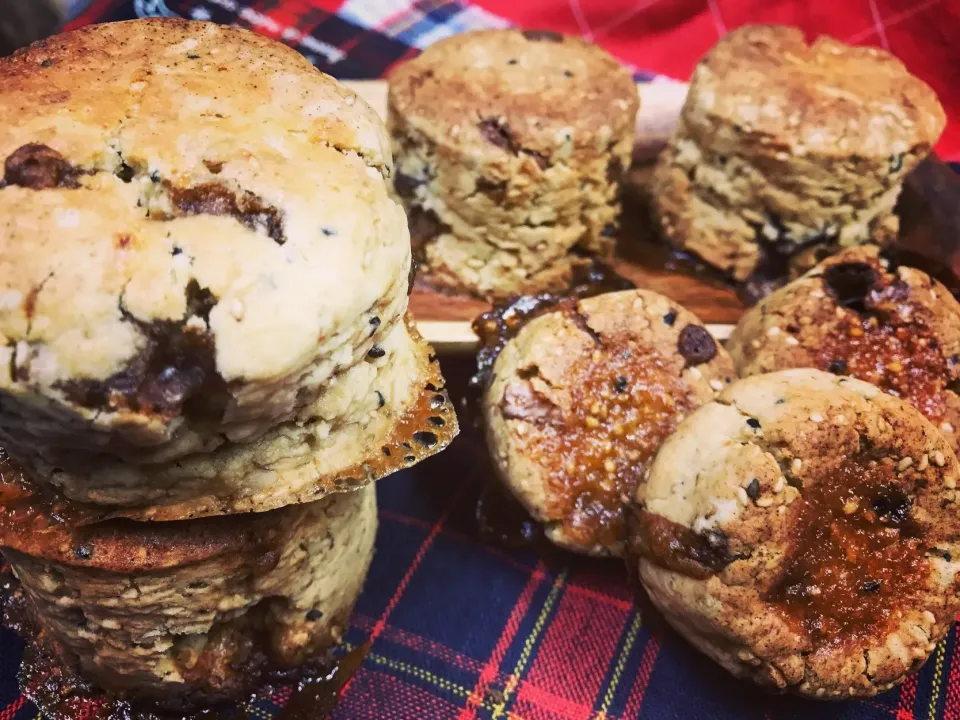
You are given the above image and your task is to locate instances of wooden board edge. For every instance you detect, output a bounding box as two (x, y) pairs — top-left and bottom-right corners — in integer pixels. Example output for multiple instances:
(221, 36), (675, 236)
(417, 320), (734, 355)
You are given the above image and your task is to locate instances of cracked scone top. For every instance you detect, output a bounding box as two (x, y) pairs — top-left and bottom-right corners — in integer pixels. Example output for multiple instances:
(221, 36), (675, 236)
(728, 246), (960, 453)
(652, 24), (945, 289)
(630, 369), (960, 698)
(0, 19), (415, 467)
(483, 289), (734, 556)
(388, 29), (638, 299)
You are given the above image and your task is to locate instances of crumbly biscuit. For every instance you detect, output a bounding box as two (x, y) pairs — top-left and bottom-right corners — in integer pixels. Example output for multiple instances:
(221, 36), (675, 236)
(631, 369), (960, 697)
(728, 246), (960, 452)
(483, 289), (734, 556)
(652, 25), (945, 293)
(0, 450), (376, 707)
(0, 19), (414, 467)
(7, 315), (457, 519)
(389, 29), (638, 299)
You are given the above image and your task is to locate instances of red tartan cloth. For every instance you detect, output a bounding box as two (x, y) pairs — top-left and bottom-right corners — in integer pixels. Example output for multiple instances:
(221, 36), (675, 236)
(1, 2), (954, 720)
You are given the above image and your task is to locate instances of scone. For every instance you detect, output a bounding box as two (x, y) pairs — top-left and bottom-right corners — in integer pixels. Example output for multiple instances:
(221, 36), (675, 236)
(0, 453), (377, 709)
(0, 19), (457, 511)
(652, 25), (945, 296)
(388, 29), (638, 300)
(728, 246), (960, 452)
(482, 289), (734, 556)
(630, 369), (960, 698)
(20, 316), (456, 519)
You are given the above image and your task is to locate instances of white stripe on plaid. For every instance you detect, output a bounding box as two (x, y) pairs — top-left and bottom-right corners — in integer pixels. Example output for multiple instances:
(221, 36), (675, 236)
(339, 0), (508, 49)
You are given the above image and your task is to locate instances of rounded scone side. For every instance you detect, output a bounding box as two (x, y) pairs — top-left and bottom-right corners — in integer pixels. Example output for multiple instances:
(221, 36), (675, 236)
(5, 484), (377, 707)
(484, 289), (735, 556)
(728, 245), (960, 452)
(9, 314), (458, 518)
(651, 24), (945, 284)
(388, 29), (638, 299)
(630, 369), (960, 697)
(0, 18), (412, 464)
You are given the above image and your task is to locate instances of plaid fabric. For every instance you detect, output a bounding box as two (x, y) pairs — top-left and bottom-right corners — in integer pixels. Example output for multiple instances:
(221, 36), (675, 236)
(4, 2), (958, 718)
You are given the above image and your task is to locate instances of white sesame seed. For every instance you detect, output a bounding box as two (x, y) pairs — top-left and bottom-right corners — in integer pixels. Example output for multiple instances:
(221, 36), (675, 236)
(785, 336), (799, 346)
(756, 497), (774, 507)
(834, 414), (846, 425)
(946, 476), (957, 490)
(918, 454), (929, 471)
(709, 379), (723, 391)
(811, 289), (825, 299)
(230, 299), (245, 320)
(898, 457), (914, 472)
(791, 458), (802, 474)
(773, 478), (785, 493)
(737, 488), (749, 504)
(688, 366), (702, 380)
(935, 451), (946, 467)
(766, 326), (781, 337)
(942, 422), (955, 433)
(809, 412), (823, 423)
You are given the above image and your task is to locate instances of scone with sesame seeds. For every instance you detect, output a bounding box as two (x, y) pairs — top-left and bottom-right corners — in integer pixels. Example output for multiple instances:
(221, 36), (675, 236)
(728, 246), (960, 453)
(651, 25), (945, 298)
(630, 369), (960, 698)
(0, 452), (377, 710)
(482, 289), (734, 556)
(0, 19), (457, 510)
(388, 29), (638, 300)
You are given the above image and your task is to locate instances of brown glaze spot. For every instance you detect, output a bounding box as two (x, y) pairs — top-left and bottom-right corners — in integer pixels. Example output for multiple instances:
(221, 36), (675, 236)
(630, 508), (737, 579)
(815, 267), (951, 424)
(4, 144), (85, 190)
(478, 119), (518, 154)
(22, 285), (41, 320)
(58, 281), (224, 422)
(677, 325), (717, 365)
(471, 261), (635, 394)
(510, 334), (697, 549)
(166, 183), (285, 244)
(522, 29), (564, 42)
(766, 454), (927, 647)
(114, 234), (132, 250)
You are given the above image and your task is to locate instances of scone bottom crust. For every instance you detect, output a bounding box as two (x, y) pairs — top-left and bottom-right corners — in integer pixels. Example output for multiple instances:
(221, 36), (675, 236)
(631, 371), (960, 697)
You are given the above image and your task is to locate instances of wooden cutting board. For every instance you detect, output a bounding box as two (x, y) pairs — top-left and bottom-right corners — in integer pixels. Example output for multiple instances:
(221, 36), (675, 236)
(343, 80), (960, 354)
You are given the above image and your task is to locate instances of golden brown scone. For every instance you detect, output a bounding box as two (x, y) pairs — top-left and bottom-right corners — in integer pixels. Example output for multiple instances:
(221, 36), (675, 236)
(652, 25), (945, 295)
(0, 452), (377, 709)
(729, 246), (960, 452)
(630, 369), (960, 698)
(483, 289), (734, 556)
(0, 19), (420, 472)
(12, 316), (457, 520)
(388, 29), (638, 300)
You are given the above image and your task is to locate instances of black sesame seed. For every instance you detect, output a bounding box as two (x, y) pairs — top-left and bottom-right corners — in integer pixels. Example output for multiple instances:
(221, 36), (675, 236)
(747, 418), (761, 429)
(507, 59), (518, 65)
(40, 59), (52, 67)
(369, 316), (381, 328)
(889, 154), (904, 173)
(564, 70), (573, 77)
(382, 446), (391, 457)
(663, 310), (677, 326)
(827, 359), (848, 374)
(613, 376), (628, 393)
(375, 391), (385, 409)
(321, 227), (335, 236)
(75, 545), (93, 560)
(368, 345), (386, 359)
(775, 398), (785, 405)
(172, 247), (183, 256)
(150, 171), (161, 183)
(187, 54), (201, 60)
(860, 579), (881, 593)
(944, 552), (953, 562)
(306, 609), (324, 621)
(745, 478), (760, 499)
